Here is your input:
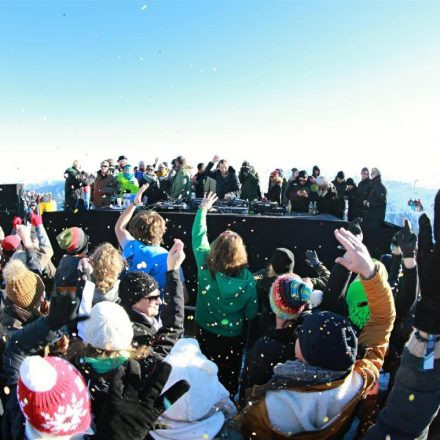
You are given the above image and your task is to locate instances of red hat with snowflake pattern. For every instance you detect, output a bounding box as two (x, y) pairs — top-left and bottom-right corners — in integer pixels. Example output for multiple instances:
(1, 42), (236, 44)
(17, 356), (91, 437)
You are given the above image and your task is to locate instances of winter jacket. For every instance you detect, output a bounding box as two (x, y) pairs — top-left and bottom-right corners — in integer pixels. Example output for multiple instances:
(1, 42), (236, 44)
(236, 263), (395, 439)
(366, 176), (387, 224)
(309, 263), (331, 292)
(243, 325), (297, 390)
(191, 209), (258, 337)
(317, 189), (344, 219)
(1, 313), (61, 440)
(205, 162), (240, 199)
(345, 186), (359, 221)
(90, 171), (119, 207)
(70, 269), (184, 419)
(239, 169), (261, 201)
(365, 331), (440, 440)
(115, 172), (139, 198)
(286, 182), (310, 212)
(171, 165), (193, 200)
(265, 179), (283, 205)
(64, 166), (84, 211)
(193, 173), (216, 198)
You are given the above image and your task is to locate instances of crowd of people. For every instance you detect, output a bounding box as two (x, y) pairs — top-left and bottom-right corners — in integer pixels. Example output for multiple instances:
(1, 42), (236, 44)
(1, 159), (438, 439)
(64, 154), (388, 225)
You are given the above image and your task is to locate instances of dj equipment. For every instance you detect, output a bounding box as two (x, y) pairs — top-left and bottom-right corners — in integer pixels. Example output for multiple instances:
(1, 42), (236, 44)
(251, 201), (286, 216)
(213, 206), (249, 215)
(152, 201), (189, 212)
(189, 198), (249, 212)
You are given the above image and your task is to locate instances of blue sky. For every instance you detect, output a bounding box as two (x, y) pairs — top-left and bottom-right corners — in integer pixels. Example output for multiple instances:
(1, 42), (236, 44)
(1, 0), (440, 188)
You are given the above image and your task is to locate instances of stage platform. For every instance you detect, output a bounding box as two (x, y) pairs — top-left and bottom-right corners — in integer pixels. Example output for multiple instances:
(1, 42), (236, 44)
(7, 209), (395, 301)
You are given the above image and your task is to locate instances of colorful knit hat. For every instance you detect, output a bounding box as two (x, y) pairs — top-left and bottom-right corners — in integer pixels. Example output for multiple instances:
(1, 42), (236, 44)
(56, 227), (88, 255)
(2, 260), (45, 310)
(119, 271), (160, 310)
(17, 356), (91, 437)
(1, 235), (21, 253)
(269, 274), (313, 320)
(346, 278), (370, 330)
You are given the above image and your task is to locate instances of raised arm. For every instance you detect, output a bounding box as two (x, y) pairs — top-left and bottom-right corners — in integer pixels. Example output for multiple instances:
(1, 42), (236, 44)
(114, 184), (148, 246)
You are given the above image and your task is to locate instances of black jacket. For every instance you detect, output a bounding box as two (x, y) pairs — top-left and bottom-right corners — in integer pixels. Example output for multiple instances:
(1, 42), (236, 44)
(286, 181), (310, 212)
(366, 176), (387, 224)
(205, 162), (240, 199)
(70, 269), (184, 418)
(193, 172), (208, 198)
(317, 189), (344, 219)
(357, 178), (372, 218)
(265, 183), (282, 205)
(345, 186), (359, 221)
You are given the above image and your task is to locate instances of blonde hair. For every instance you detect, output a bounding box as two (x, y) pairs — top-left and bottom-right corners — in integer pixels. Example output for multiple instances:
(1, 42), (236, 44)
(128, 211), (166, 245)
(89, 243), (125, 294)
(206, 231), (248, 277)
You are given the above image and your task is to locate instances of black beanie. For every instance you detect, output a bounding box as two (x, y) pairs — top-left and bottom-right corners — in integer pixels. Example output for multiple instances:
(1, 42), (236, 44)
(119, 271), (159, 310)
(270, 248), (295, 275)
(336, 171), (345, 180)
(298, 311), (358, 371)
(346, 178), (355, 186)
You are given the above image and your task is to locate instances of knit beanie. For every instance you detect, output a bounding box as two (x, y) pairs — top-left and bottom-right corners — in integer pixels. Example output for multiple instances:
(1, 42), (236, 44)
(346, 178), (355, 186)
(2, 260), (45, 310)
(1, 235), (21, 253)
(346, 279), (370, 330)
(336, 171), (345, 180)
(270, 248), (295, 275)
(56, 227), (88, 255)
(119, 271), (159, 310)
(17, 356), (91, 437)
(83, 302), (133, 351)
(270, 274), (313, 320)
(298, 311), (358, 371)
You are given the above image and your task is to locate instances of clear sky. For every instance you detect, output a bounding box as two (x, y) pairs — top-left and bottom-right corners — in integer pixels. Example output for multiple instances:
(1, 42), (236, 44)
(1, 0), (440, 188)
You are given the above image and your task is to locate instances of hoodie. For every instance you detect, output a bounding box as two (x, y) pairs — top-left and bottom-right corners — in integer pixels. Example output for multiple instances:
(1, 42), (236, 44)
(191, 209), (258, 337)
(150, 338), (241, 440)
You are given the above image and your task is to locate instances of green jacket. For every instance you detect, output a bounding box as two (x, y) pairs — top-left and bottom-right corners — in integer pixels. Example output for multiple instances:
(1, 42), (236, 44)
(191, 209), (258, 337)
(171, 165), (192, 200)
(116, 172), (139, 198)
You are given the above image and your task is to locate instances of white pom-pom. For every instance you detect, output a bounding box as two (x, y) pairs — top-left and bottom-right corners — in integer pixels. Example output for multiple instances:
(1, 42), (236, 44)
(310, 290), (324, 308)
(20, 357), (57, 392)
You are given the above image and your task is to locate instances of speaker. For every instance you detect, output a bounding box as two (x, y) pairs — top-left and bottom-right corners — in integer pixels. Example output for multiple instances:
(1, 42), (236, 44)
(0, 184), (23, 212)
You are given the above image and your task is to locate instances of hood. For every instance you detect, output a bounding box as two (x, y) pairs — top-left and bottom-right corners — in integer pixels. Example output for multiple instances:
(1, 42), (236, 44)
(150, 338), (235, 440)
(214, 269), (255, 300)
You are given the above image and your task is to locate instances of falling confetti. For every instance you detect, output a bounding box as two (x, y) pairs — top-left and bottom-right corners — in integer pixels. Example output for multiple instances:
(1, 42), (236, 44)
(409, 394), (415, 401)
(141, 4), (148, 10)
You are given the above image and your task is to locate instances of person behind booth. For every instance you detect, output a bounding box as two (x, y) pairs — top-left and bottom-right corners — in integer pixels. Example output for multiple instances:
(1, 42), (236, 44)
(239, 161), (261, 202)
(90, 160), (119, 208)
(286, 170), (310, 212)
(204, 155), (240, 199)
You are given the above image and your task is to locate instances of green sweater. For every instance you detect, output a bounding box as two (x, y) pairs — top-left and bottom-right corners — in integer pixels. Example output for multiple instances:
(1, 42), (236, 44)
(191, 209), (258, 337)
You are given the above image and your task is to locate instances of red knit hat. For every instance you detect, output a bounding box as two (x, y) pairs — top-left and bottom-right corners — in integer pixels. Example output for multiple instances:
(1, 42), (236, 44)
(1, 235), (21, 253)
(17, 356), (91, 436)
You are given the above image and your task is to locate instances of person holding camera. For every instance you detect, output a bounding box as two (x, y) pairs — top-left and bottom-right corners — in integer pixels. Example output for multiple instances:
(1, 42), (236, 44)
(239, 161), (261, 202)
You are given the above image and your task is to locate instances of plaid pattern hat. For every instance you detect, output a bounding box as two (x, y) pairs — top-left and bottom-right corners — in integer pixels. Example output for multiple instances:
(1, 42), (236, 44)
(118, 271), (160, 310)
(56, 227), (88, 255)
(269, 274), (313, 320)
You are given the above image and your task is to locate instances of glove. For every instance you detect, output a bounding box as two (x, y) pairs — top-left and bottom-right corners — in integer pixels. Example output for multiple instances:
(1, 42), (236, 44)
(305, 250), (321, 269)
(395, 219), (417, 258)
(414, 190), (440, 334)
(46, 292), (89, 330)
(29, 210), (43, 227)
(12, 216), (22, 229)
(348, 217), (363, 240)
(94, 360), (190, 440)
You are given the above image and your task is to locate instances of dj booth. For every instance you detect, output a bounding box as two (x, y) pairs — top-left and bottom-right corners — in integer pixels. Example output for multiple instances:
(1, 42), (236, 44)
(33, 208), (398, 302)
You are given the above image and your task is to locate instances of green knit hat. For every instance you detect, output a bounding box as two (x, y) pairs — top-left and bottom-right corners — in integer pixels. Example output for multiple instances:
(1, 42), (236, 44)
(346, 278), (370, 330)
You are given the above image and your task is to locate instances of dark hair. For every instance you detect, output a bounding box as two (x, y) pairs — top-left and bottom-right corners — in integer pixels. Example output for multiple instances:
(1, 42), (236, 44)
(361, 167), (369, 173)
(336, 171), (345, 180)
(176, 156), (186, 166)
(197, 162), (205, 171)
(297, 170), (308, 179)
(218, 159), (228, 167)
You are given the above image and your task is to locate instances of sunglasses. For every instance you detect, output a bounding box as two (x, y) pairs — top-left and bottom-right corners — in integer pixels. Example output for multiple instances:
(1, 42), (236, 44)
(101, 164), (109, 168)
(146, 294), (161, 302)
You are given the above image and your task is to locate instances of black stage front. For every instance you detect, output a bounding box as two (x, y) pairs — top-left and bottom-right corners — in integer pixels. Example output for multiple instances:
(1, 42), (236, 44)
(12, 209), (397, 302)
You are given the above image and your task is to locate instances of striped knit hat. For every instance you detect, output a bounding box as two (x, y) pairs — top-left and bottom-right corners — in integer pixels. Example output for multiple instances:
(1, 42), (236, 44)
(269, 274), (313, 320)
(56, 227), (88, 255)
(17, 356), (91, 437)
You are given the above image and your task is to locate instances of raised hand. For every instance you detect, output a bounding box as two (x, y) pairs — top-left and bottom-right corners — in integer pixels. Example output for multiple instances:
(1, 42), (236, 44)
(334, 228), (375, 279)
(46, 291), (89, 330)
(414, 190), (440, 334)
(200, 192), (218, 211)
(133, 184), (149, 206)
(212, 154), (220, 163)
(305, 250), (321, 269)
(167, 239), (186, 271)
(395, 218), (417, 259)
